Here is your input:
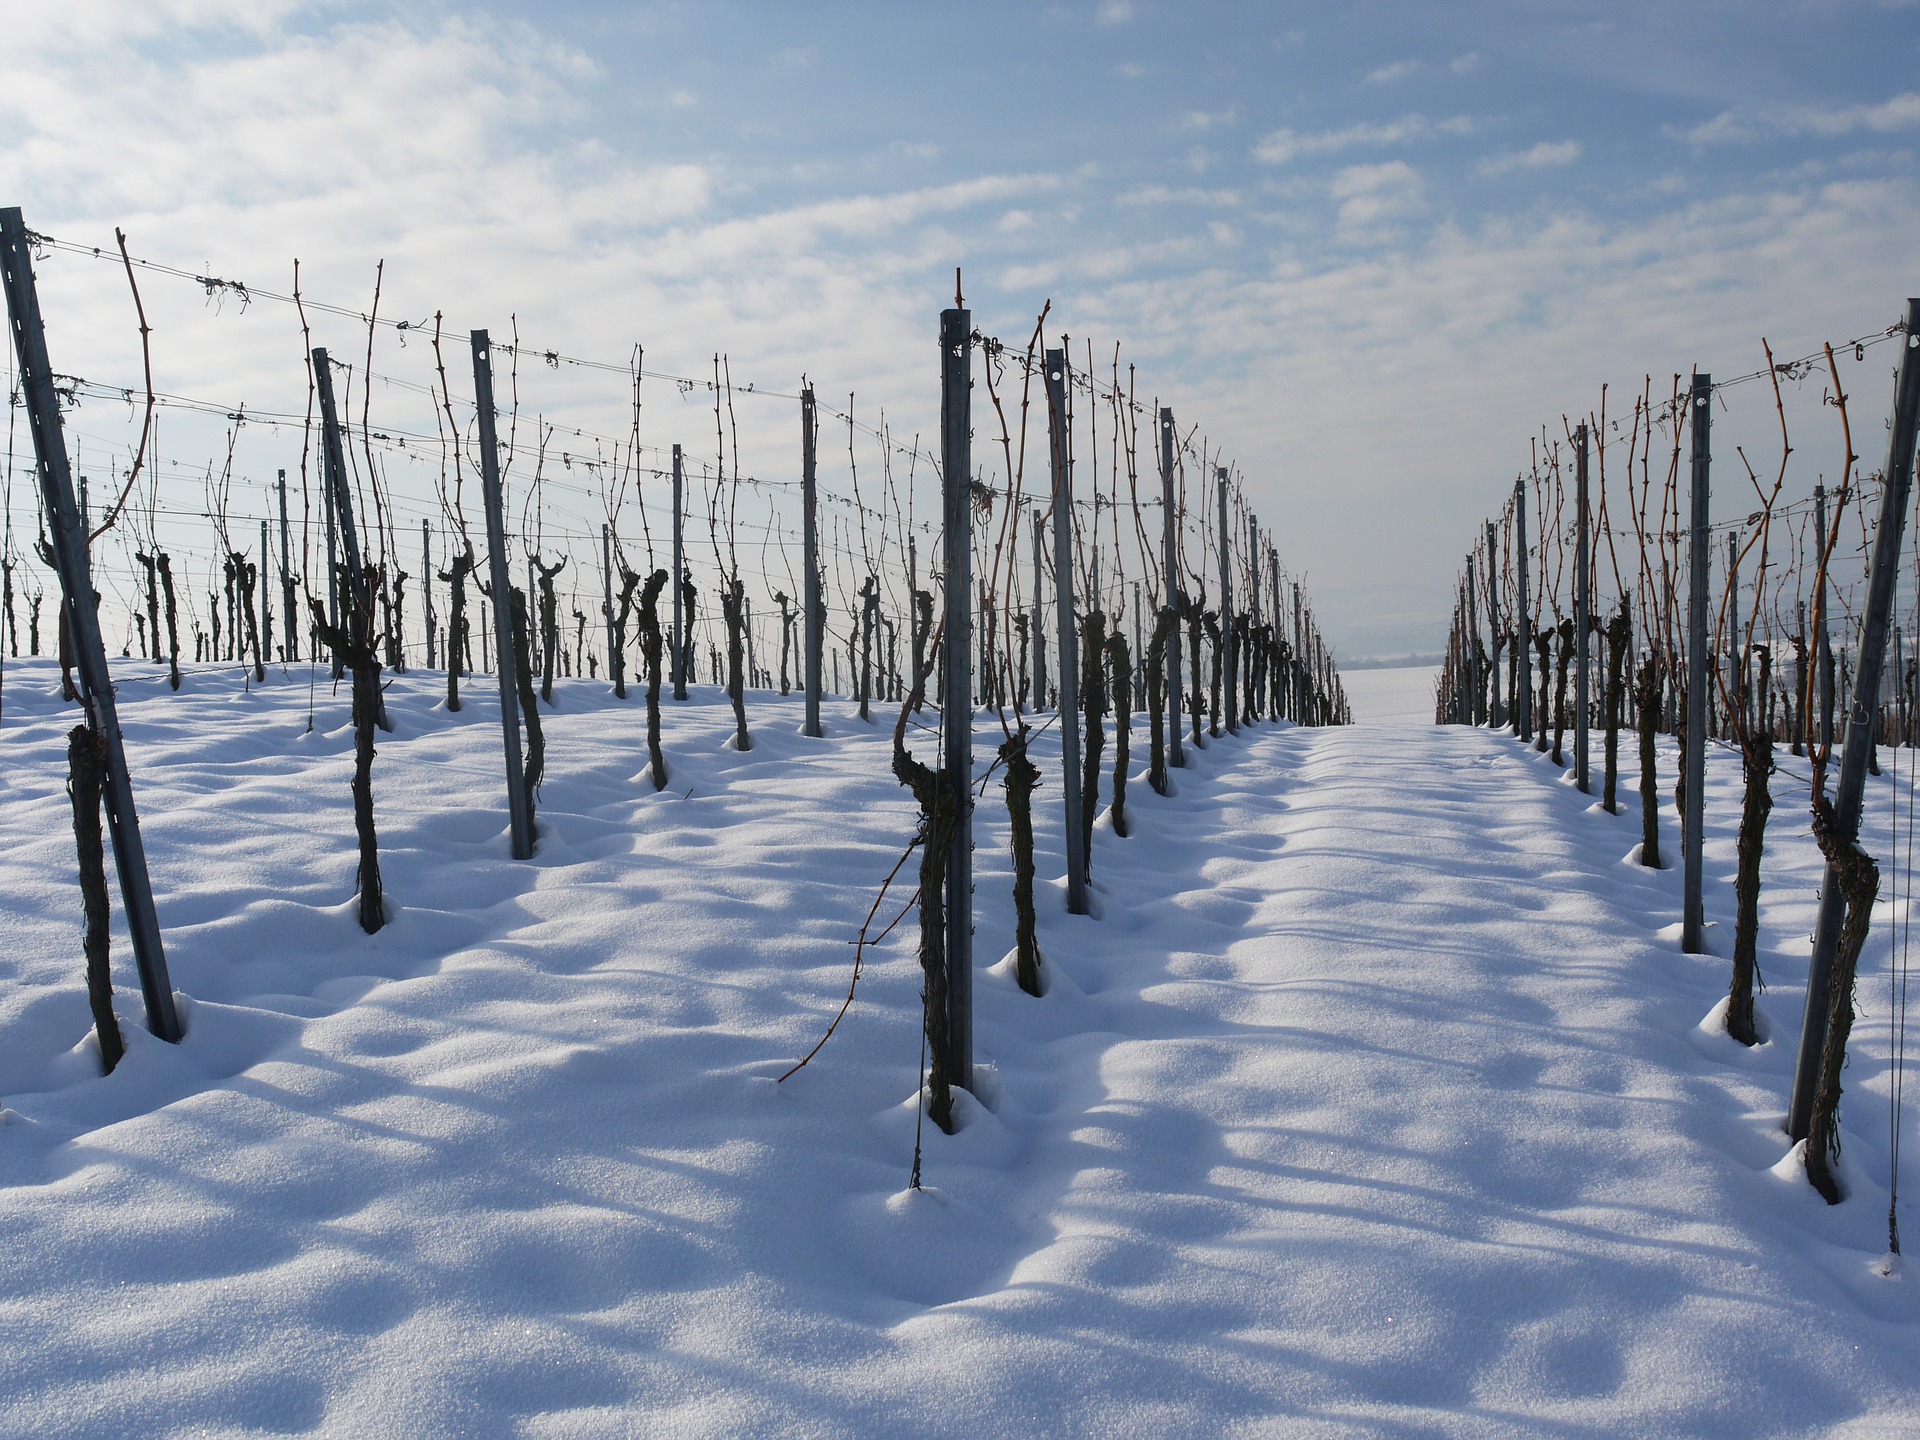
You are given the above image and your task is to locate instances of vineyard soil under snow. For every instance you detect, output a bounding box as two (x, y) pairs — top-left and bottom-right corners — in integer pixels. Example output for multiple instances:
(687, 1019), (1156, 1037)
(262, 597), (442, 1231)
(0, 660), (1915, 1437)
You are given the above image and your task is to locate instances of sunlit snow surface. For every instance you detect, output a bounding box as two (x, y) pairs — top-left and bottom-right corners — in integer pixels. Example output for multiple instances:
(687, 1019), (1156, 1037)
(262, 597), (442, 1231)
(1343, 664), (1441, 726)
(1, 659), (1916, 1437)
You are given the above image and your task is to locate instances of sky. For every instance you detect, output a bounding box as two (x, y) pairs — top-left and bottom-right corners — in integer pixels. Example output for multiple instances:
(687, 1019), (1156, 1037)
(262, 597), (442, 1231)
(3, 0), (1919, 658)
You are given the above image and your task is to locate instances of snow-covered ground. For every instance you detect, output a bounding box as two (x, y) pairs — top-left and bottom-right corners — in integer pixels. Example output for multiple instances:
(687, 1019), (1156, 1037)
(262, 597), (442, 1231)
(1342, 664), (1440, 725)
(1, 659), (1916, 1437)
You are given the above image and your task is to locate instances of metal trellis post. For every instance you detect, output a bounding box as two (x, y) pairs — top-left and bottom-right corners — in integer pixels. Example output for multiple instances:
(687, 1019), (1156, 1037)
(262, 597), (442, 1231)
(1032, 506), (1047, 708)
(1466, 573), (1478, 724)
(671, 444), (687, 700)
(259, 518), (271, 674)
(601, 522), (615, 688)
(0, 206), (181, 1043)
(312, 347), (387, 728)
(1789, 299), (1920, 1139)
(940, 308), (973, 1089)
(422, 519), (436, 671)
(1575, 422), (1591, 792)
(278, 471), (296, 662)
(1487, 518), (1503, 728)
(803, 388), (823, 736)
(1048, 349), (1087, 914)
(1682, 376), (1711, 953)
(323, 434), (341, 680)
(1219, 467), (1237, 736)
(1815, 482), (1833, 754)
(469, 330), (533, 862)
(1160, 407), (1184, 765)
(1515, 479), (1531, 740)
(1248, 518), (1261, 723)
(1727, 531), (1742, 737)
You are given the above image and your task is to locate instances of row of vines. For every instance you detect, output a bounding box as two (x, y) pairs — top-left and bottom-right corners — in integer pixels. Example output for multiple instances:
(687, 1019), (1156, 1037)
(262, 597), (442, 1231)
(1436, 303), (1918, 1242)
(1, 215), (1347, 1154)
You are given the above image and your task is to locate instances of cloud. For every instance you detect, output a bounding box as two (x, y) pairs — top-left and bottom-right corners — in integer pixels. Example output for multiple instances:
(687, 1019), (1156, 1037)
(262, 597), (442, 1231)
(1476, 140), (1580, 176)
(1449, 52), (1482, 75)
(1178, 108), (1238, 132)
(1686, 91), (1920, 144)
(1330, 161), (1424, 230)
(1253, 114), (1474, 165)
(1055, 175), (1920, 654)
(1118, 185), (1244, 208)
(10, 1), (1917, 666)
(1096, 0), (1136, 25)
(1365, 60), (1421, 85)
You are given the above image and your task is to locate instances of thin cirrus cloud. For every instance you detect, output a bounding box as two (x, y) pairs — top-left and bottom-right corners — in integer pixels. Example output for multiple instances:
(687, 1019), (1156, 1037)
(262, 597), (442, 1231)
(1252, 114), (1475, 165)
(1364, 59), (1422, 85)
(1178, 109), (1239, 132)
(1685, 91), (1920, 144)
(1476, 141), (1581, 177)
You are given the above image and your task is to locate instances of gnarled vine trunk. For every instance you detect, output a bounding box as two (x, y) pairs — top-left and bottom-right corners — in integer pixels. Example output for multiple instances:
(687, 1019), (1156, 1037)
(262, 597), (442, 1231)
(1636, 654), (1661, 868)
(310, 598), (386, 935)
(1145, 604), (1180, 796)
(639, 570), (669, 790)
(1108, 626), (1133, 839)
(1000, 724), (1043, 998)
(510, 588), (544, 839)
(722, 575), (751, 752)
(1081, 608), (1107, 878)
(1804, 795), (1879, 1204)
(893, 638), (957, 1133)
(66, 723), (124, 1073)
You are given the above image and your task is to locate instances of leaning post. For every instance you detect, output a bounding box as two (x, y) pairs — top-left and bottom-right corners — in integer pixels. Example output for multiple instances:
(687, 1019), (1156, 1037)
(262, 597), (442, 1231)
(1789, 299), (1920, 1139)
(470, 330), (533, 861)
(0, 206), (181, 1043)
(312, 347), (387, 726)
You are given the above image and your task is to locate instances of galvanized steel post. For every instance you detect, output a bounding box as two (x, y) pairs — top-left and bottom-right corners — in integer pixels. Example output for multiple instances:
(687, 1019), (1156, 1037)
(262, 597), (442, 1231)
(1048, 349), (1088, 914)
(1682, 376), (1711, 953)
(1, 206), (180, 1042)
(940, 308), (974, 1087)
(470, 330), (533, 862)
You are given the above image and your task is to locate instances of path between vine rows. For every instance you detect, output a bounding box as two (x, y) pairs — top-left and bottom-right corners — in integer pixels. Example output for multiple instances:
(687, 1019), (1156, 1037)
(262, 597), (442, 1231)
(0, 661), (1915, 1437)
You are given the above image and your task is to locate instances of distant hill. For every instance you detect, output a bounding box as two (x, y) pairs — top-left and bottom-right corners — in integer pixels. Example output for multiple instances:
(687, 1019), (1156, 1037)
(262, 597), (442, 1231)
(1339, 652), (1444, 671)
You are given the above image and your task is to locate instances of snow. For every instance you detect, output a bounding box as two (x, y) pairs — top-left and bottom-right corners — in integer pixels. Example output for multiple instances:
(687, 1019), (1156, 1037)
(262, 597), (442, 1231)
(1343, 663), (1440, 725)
(1, 657), (1917, 1437)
